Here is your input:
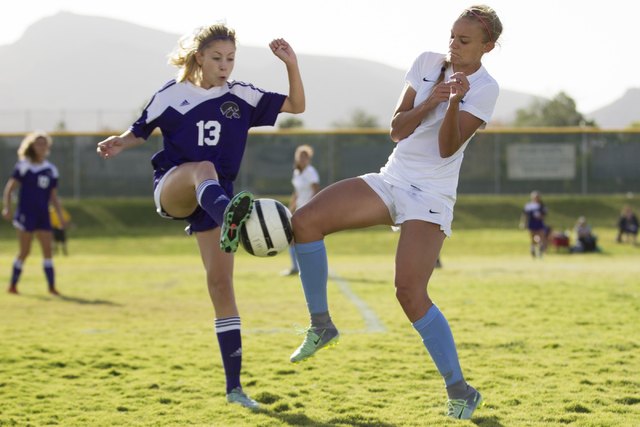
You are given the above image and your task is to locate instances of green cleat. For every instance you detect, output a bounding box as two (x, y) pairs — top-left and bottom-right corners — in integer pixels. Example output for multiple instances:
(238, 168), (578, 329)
(290, 324), (339, 364)
(220, 191), (254, 253)
(227, 387), (259, 408)
(445, 387), (484, 419)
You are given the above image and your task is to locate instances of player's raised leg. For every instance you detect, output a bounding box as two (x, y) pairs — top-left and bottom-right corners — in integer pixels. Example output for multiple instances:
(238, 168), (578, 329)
(396, 220), (483, 419)
(289, 177), (393, 363)
(195, 227), (258, 408)
(158, 161), (253, 253)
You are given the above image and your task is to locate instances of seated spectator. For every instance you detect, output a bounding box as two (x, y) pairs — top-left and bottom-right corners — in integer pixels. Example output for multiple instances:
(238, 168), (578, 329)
(616, 205), (638, 245)
(573, 216), (598, 253)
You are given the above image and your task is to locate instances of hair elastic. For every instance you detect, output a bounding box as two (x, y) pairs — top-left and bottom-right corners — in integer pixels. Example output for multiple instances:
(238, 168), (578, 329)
(198, 35), (233, 52)
(466, 9), (492, 42)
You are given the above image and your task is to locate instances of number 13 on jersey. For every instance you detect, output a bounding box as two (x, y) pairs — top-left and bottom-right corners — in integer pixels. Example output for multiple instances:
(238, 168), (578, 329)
(196, 120), (221, 146)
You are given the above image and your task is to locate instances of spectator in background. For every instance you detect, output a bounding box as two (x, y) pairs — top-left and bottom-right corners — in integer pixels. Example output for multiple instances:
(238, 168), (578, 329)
(49, 204), (73, 255)
(281, 144), (319, 276)
(519, 190), (547, 258)
(616, 205), (638, 245)
(2, 131), (66, 295)
(573, 216), (598, 252)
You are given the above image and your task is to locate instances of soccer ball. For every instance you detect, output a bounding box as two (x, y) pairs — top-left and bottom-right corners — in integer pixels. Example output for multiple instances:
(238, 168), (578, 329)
(239, 199), (293, 257)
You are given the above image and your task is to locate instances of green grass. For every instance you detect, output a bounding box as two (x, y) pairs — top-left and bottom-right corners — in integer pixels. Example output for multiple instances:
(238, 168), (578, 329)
(1, 222), (639, 426)
(2, 194), (639, 239)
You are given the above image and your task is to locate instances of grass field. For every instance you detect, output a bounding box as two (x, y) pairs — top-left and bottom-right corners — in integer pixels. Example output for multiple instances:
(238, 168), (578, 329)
(1, 196), (639, 426)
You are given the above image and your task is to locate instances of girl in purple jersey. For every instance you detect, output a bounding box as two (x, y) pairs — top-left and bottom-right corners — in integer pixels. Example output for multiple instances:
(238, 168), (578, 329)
(97, 23), (304, 408)
(3, 131), (66, 295)
(519, 190), (548, 257)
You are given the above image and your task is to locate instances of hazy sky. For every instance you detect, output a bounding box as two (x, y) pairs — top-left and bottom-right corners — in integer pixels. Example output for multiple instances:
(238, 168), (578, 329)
(1, 0), (635, 113)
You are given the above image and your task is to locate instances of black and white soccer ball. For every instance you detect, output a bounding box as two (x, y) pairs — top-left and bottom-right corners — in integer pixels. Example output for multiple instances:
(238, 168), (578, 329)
(239, 199), (293, 257)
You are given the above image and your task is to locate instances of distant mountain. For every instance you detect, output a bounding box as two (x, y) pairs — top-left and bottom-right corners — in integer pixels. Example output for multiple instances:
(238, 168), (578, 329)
(0, 12), (626, 131)
(586, 88), (640, 128)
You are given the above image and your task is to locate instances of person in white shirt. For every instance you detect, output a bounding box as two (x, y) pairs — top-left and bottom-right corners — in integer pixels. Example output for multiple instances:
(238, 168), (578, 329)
(288, 5), (502, 420)
(281, 145), (319, 276)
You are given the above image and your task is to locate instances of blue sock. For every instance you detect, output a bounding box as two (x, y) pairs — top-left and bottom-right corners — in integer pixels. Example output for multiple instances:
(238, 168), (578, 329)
(43, 259), (55, 289)
(288, 245), (299, 271)
(412, 304), (463, 386)
(215, 317), (242, 394)
(11, 259), (23, 286)
(196, 180), (230, 225)
(294, 240), (328, 314)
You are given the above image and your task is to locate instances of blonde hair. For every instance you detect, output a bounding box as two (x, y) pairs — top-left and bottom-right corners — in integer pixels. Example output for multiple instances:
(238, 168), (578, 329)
(168, 24), (236, 85)
(432, 5), (503, 89)
(295, 144), (314, 159)
(18, 131), (51, 162)
(294, 145), (314, 170)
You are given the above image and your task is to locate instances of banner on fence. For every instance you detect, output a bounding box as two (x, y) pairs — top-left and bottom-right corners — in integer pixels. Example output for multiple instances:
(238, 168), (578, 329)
(507, 143), (576, 180)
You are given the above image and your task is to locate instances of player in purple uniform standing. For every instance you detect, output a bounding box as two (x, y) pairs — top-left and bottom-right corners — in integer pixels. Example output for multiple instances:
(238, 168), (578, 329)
(97, 23), (304, 408)
(3, 132), (66, 295)
(519, 190), (548, 258)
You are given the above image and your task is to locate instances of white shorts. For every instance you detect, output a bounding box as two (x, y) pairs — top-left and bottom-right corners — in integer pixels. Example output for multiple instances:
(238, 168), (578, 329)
(153, 166), (178, 218)
(360, 173), (453, 237)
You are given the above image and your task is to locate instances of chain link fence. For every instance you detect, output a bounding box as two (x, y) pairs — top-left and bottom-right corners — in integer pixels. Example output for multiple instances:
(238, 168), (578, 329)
(1, 129), (639, 199)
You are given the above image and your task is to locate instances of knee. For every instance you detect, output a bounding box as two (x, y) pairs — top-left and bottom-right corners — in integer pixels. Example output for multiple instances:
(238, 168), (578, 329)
(395, 283), (419, 308)
(206, 272), (231, 290)
(195, 161), (218, 180)
(291, 207), (317, 239)
(18, 248), (31, 259)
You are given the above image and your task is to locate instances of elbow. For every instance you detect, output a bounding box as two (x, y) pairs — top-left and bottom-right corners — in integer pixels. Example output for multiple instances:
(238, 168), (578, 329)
(439, 147), (455, 159)
(389, 127), (402, 143)
(292, 101), (305, 114)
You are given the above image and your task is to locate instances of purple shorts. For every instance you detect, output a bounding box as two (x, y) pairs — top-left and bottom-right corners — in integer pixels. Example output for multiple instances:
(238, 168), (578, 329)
(153, 166), (226, 235)
(13, 210), (52, 232)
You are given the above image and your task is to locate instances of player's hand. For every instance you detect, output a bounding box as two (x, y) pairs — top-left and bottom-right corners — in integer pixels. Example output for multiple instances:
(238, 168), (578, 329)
(97, 136), (124, 159)
(519, 223), (525, 230)
(270, 38), (297, 65)
(2, 207), (11, 222)
(422, 82), (451, 110)
(446, 72), (470, 103)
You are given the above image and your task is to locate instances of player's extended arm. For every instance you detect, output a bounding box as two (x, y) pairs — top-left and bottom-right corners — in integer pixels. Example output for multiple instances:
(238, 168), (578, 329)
(288, 190), (298, 213)
(2, 178), (18, 221)
(270, 39), (305, 114)
(97, 130), (146, 160)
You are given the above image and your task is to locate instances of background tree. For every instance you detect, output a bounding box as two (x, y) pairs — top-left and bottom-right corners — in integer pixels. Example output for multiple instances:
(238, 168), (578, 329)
(332, 108), (380, 129)
(513, 92), (597, 127)
(279, 117), (304, 129)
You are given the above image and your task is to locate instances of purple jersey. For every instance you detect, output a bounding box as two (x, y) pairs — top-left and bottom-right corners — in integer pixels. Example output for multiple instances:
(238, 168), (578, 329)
(523, 201), (547, 231)
(130, 79), (286, 194)
(10, 160), (59, 231)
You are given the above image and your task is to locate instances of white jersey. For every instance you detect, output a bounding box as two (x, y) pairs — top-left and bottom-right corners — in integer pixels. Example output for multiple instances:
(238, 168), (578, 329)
(292, 165), (319, 210)
(380, 51), (499, 211)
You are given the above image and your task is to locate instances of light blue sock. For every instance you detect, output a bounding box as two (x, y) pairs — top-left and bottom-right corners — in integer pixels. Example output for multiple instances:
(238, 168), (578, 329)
(412, 304), (463, 386)
(288, 245), (299, 271)
(294, 240), (328, 314)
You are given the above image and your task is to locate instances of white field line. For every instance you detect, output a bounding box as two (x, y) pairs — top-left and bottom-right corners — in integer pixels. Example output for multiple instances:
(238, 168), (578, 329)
(245, 268), (386, 334)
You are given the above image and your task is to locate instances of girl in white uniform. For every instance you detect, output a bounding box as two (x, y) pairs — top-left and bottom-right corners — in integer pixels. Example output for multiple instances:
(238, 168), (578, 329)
(288, 6), (502, 420)
(281, 145), (319, 276)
